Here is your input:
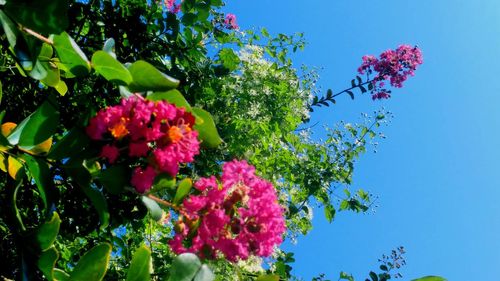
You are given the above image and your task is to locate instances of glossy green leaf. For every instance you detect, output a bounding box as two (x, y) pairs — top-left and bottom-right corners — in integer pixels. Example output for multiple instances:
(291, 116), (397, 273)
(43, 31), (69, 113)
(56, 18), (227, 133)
(147, 90), (191, 111)
(4, 0), (69, 34)
(47, 128), (89, 160)
(34, 43), (60, 87)
(193, 265), (214, 281)
(128, 60), (179, 92)
(168, 253), (201, 281)
(64, 160), (109, 229)
(0, 10), (17, 48)
(97, 165), (128, 194)
(192, 108), (222, 148)
(411, 277), (447, 281)
(53, 269), (70, 281)
(23, 154), (55, 215)
(174, 178), (192, 205)
(52, 32), (91, 77)
(141, 196), (163, 221)
(33, 212), (60, 251)
(126, 245), (151, 281)
(70, 243), (112, 281)
(91, 50), (132, 85)
(256, 275), (279, 281)
(7, 101), (59, 148)
(38, 247), (59, 281)
(54, 80), (68, 96)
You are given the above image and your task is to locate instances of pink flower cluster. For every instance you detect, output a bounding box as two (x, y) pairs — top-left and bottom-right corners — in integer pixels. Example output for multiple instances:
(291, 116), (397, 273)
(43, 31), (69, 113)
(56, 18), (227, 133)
(170, 160), (286, 262)
(86, 95), (200, 193)
(358, 45), (423, 100)
(157, 0), (181, 13)
(224, 13), (239, 30)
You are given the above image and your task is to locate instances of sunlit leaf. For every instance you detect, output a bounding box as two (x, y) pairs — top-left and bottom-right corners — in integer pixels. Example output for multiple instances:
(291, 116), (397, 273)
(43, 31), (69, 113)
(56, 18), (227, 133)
(70, 243), (112, 281)
(128, 60), (179, 92)
(126, 245), (152, 281)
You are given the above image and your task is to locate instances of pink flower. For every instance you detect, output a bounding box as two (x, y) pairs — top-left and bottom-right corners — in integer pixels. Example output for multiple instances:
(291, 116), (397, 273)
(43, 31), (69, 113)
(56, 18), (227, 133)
(129, 141), (149, 157)
(100, 145), (120, 163)
(357, 45), (423, 100)
(224, 13), (239, 30)
(170, 160), (286, 261)
(131, 166), (157, 193)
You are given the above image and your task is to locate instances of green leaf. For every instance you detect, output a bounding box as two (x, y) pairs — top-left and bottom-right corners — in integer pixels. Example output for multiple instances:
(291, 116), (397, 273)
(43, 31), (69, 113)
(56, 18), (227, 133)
(168, 253), (202, 281)
(54, 80), (68, 96)
(193, 265), (214, 281)
(147, 90), (191, 111)
(369, 271), (378, 281)
(0, 9), (18, 51)
(32, 212), (61, 251)
(103, 38), (116, 58)
(411, 277), (447, 281)
(174, 178), (192, 205)
(70, 243), (112, 281)
(53, 269), (70, 281)
(128, 60), (179, 92)
(91, 50), (132, 86)
(126, 245), (152, 281)
(23, 154), (55, 215)
(38, 247), (59, 281)
(141, 196), (163, 221)
(192, 108), (222, 148)
(52, 32), (91, 77)
(324, 204), (336, 223)
(4, 0), (69, 34)
(7, 100), (59, 148)
(0, 81), (2, 107)
(256, 275), (279, 281)
(218, 48), (240, 72)
(97, 165), (128, 195)
(64, 160), (109, 229)
(47, 128), (90, 160)
(33, 43), (60, 87)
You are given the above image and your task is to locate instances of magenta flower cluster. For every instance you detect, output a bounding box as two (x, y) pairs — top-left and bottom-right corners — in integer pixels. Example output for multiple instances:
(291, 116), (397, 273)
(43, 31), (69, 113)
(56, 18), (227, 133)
(358, 45), (423, 100)
(86, 95), (200, 193)
(224, 13), (239, 30)
(170, 160), (286, 262)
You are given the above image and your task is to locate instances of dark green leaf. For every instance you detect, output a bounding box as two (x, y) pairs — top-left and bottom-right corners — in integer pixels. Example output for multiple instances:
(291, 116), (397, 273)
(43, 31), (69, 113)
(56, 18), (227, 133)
(324, 204), (336, 223)
(369, 271), (378, 281)
(38, 247), (59, 281)
(4, 0), (69, 34)
(33, 212), (60, 251)
(70, 243), (112, 281)
(181, 13), (197, 26)
(91, 50), (132, 86)
(0, 10), (18, 48)
(23, 154), (55, 215)
(359, 85), (367, 93)
(7, 100), (59, 148)
(126, 245), (151, 281)
(379, 265), (388, 271)
(174, 178), (192, 205)
(141, 196), (163, 221)
(64, 160), (109, 229)
(97, 165), (128, 195)
(47, 128), (89, 160)
(346, 90), (355, 100)
(152, 173), (176, 192)
(192, 108), (222, 148)
(168, 253), (202, 281)
(52, 32), (90, 77)
(128, 60), (179, 92)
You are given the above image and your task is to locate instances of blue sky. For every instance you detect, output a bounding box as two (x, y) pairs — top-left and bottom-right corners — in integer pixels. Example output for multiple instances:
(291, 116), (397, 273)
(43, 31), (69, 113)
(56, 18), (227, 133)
(227, 1), (500, 280)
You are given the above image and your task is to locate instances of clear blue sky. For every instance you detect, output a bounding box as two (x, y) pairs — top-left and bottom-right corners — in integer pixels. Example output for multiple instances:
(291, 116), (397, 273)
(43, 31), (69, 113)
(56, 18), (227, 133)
(226, 1), (500, 280)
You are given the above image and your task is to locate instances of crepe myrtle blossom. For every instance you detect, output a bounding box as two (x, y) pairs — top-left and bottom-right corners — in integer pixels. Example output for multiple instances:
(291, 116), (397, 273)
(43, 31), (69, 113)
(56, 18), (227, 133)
(224, 13), (239, 30)
(358, 45), (423, 100)
(86, 95), (200, 193)
(170, 160), (286, 262)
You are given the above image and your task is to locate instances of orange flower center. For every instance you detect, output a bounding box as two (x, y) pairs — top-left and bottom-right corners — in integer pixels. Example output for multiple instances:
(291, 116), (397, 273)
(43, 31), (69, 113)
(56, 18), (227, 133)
(167, 126), (184, 143)
(109, 118), (129, 139)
